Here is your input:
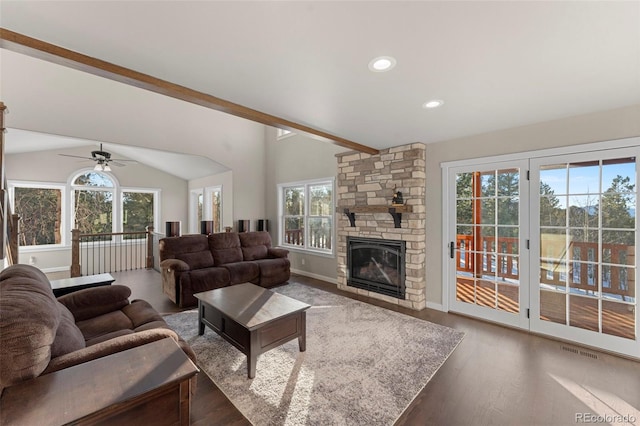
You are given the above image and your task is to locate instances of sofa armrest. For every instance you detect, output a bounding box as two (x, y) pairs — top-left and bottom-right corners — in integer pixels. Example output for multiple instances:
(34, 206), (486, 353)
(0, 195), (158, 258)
(160, 258), (191, 272)
(42, 329), (180, 375)
(57, 285), (132, 321)
(268, 247), (289, 258)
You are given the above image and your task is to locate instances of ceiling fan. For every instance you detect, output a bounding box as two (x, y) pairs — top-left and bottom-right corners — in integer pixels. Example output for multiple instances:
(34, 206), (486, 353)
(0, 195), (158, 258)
(58, 143), (137, 171)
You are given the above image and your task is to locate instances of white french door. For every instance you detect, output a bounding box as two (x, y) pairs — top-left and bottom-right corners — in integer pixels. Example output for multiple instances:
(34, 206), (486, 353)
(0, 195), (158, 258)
(445, 145), (639, 359)
(530, 148), (638, 357)
(447, 160), (530, 330)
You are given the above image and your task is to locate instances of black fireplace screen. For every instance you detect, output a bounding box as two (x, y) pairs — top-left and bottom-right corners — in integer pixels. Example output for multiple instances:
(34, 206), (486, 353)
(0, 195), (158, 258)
(347, 236), (406, 299)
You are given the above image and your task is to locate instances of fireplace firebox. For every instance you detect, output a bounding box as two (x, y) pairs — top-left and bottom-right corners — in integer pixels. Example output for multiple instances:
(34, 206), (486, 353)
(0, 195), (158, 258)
(347, 236), (406, 299)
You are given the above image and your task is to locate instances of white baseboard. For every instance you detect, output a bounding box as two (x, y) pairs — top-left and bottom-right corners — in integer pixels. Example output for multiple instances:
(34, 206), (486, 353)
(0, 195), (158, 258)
(426, 301), (446, 312)
(37, 265), (69, 274)
(290, 268), (338, 285)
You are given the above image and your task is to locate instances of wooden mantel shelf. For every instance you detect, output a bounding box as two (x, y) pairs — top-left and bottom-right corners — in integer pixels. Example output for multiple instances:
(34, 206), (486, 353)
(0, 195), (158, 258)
(337, 205), (413, 228)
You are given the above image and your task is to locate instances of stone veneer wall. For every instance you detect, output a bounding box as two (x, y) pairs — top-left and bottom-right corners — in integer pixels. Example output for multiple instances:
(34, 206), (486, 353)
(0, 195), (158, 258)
(336, 143), (426, 310)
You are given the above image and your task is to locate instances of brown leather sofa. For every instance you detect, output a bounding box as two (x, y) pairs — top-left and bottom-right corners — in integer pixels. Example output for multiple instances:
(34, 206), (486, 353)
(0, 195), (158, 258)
(0, 264), (196, 393)
(159, 231), (290, 308)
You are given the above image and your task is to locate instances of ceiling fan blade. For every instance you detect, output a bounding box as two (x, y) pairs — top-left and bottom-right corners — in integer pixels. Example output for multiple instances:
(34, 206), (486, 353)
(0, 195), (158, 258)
(109, 161), (127, 167)
(58, 153), (94, 160)
(110, 158), (138, 163)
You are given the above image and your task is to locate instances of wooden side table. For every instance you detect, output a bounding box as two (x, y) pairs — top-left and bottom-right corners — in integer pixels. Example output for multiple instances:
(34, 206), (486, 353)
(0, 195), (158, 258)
(0, 338), (198, 426)
(50, 273), (115, 297)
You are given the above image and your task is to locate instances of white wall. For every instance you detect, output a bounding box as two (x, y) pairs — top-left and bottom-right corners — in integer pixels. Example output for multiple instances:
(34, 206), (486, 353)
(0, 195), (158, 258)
(265, 128), (346, 283)
(426, 104), (640, 306)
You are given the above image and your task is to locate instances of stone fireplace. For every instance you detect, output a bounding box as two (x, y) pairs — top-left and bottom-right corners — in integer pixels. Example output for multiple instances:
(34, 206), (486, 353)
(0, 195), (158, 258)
(336, 143), (426, 310)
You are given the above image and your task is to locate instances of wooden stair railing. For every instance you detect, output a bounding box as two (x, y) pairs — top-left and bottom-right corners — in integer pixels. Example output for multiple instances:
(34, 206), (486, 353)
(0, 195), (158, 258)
(70, 226), (155, 277)
(0, 101), (19, 265)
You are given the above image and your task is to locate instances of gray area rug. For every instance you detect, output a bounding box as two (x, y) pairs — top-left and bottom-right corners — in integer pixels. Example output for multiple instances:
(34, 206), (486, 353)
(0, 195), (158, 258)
(165, 284), (464, 425)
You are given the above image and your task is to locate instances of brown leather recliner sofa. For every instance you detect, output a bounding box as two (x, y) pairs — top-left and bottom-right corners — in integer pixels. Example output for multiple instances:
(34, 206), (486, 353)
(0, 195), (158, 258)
(159, 231), (290, 308)
(0, 264), (196, 393)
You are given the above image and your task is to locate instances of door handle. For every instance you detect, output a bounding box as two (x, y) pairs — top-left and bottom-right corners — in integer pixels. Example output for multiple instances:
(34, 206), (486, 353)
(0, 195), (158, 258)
(450, 241), (455, 259)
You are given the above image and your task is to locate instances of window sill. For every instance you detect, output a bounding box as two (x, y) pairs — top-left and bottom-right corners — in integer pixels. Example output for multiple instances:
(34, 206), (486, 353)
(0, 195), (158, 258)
(280, 245), (335, 259)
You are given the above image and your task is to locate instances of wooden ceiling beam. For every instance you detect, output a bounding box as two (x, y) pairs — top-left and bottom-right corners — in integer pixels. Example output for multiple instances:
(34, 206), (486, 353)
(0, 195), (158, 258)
(0, 28), (379, 155)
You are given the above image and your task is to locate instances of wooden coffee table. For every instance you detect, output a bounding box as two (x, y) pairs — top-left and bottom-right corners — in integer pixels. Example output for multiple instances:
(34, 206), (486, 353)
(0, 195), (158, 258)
(195, 283), (310, 378)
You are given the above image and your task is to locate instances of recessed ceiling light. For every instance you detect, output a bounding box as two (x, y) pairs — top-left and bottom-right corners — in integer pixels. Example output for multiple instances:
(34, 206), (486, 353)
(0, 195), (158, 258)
(368, 56), (396, 72)
(423, 99), (444, 109)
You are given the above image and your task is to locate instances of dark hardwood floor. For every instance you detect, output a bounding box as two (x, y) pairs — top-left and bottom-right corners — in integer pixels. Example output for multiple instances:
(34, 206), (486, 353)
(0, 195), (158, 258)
(112, 269), (640, 426)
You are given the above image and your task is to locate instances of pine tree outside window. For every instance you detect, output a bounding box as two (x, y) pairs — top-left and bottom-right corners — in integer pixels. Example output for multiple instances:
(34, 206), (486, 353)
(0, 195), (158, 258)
(279, 178), (334, 255)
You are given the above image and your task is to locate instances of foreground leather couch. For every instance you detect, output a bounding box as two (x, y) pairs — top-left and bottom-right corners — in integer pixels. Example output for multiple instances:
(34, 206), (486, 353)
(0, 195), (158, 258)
(159, 231), (290, 308)
(0, 264), (196, 393)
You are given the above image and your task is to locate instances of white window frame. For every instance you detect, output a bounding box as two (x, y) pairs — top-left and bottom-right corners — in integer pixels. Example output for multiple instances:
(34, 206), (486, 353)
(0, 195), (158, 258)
(120, 187), (161, 238)
(278, 177), (335, 257)
(276, 129), (295, 140)
(70, 169), (118, 242)
(189, 188), (204, 234)
(8, 180), (67, 249)
(204, 185), (223, 233)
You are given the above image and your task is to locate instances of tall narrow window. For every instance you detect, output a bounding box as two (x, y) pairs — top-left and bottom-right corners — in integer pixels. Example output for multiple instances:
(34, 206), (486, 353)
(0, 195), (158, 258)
(12, 184), (64, 247)
(122, 191), (155, 239)
(189, 189), (204, 233)
(279, 178), (334, 254)
(207, 186), (222, 233)
(72, 172), (114, 240)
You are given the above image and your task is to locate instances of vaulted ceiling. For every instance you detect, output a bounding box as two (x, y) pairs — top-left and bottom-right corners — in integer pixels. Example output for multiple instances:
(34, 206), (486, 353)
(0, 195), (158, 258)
(1, 1), (639, 168)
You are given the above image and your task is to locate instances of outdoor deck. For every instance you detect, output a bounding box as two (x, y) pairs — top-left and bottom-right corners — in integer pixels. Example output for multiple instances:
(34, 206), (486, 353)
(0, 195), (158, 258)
(456, 277), (635, 340)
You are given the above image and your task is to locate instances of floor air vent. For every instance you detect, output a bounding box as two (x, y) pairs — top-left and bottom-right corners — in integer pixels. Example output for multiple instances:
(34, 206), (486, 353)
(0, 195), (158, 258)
(561, 345), (599, 360)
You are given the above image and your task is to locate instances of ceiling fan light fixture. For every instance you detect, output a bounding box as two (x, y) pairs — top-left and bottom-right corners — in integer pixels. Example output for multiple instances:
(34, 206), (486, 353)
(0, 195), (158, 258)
(94, 163), (103, 171)
(368, 56), (396, 72)
(103, 164), (112, 172)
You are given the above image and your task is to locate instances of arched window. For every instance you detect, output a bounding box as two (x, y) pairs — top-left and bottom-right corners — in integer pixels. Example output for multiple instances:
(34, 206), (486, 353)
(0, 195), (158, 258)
(71, 171), (115, 236)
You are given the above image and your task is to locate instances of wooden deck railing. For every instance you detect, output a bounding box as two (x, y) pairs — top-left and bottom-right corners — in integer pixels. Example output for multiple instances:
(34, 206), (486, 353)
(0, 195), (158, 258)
(284, 228), (332, 250)
(455, 234), (634, 300)
(71, 226), (154, 277)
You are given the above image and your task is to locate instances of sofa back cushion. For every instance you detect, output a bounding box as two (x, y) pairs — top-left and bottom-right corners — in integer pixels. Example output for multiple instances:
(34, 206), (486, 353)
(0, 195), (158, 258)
(209, 233), (243, 265)
(0, 264), (61, 390)
(159, 234), (214, 269)
(239, 231), (272, 261)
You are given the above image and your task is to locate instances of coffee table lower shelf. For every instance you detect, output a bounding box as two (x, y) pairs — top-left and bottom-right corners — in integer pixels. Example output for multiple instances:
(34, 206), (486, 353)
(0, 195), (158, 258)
(195, 284), (310, 379)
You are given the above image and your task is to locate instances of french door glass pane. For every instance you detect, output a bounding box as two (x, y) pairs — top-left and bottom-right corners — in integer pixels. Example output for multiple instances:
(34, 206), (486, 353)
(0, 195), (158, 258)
(455, 169), (521, 313)
(538, 157), (636, 340)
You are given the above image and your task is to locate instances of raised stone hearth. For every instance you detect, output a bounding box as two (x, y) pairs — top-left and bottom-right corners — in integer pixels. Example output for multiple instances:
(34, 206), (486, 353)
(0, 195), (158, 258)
(336, 143), (426, 310)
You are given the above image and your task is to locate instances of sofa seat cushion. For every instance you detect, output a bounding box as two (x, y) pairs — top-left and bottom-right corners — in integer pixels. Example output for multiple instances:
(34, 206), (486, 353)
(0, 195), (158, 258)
(253, 258), (291, 288)
(85, 329), (134, 347)
(134, 321), (173, 333)
(209, 233), (243, 265)
(76, 310), (134, 341)
(222, 262), (260, 284)
(51, 303), (86, 358)
(181, 267), (230, 293)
